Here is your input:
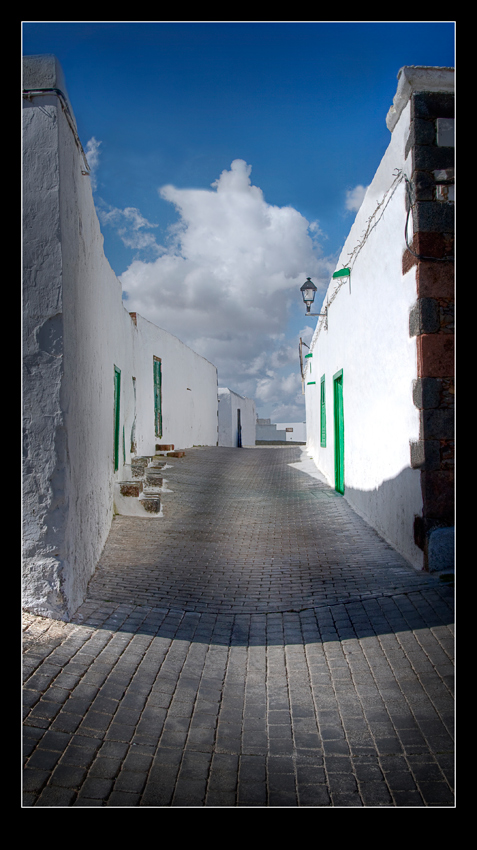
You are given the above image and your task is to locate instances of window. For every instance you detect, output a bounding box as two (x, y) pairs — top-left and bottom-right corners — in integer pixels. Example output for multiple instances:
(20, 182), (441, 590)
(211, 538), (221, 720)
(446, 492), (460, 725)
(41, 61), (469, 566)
(153, 357), (162, 439)
(305, 352), (315, 385)
(320, 375), (326, 447)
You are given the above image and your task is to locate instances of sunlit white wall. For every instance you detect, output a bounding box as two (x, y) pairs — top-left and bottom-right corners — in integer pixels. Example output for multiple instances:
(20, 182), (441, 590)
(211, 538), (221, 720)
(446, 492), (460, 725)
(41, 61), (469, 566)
(305, 96), (423, 569)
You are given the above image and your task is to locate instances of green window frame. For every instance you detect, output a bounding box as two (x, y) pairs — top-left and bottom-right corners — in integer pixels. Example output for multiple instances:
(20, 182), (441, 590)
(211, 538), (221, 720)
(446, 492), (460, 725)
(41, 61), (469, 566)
(305, 352), (315, 385)
(320, 375), (326, 447)
(153, 356), (162, 439)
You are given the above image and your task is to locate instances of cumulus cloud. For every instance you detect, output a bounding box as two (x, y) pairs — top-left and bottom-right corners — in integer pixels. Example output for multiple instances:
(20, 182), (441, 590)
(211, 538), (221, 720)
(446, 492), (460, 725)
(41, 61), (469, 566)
(116, 159), (329, 417)
(345, 184), (368, 213)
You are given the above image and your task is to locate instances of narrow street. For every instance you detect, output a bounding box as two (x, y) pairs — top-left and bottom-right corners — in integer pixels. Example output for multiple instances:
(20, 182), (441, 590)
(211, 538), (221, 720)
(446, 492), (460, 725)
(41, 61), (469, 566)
(23, 447), (454, 807)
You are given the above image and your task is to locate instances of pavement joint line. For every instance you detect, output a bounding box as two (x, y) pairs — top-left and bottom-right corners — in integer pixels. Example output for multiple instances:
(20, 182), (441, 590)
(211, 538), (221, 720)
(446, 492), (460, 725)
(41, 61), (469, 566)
(23, 447), (454, 807)
(78, 586), (450, 619)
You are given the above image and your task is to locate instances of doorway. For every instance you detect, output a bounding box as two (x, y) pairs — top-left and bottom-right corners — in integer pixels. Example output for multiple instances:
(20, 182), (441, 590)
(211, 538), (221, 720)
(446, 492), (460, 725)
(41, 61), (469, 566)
(113, 365), (121, 471)
(130, 377), (137, 454)
(333, 370), (344, 494)
(237, 408), (242, 447)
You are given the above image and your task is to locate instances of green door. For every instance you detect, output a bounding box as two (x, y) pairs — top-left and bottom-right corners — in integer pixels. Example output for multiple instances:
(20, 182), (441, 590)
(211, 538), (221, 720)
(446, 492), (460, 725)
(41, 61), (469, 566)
(153, 357), (162, 438)
(113, 366), (121, 471)
(320, 375), (326, 447)
(333, 370), (344, 494)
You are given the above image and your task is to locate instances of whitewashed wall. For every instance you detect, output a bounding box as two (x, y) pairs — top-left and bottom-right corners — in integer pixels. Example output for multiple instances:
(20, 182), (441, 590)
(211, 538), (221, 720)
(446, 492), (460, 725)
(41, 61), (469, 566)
(218, 388), (256, 447)
(305, 94), (424, 569)
(275, 422), (307, 442)
(23, 55), (218, 619)
(132, 314), (218, 454)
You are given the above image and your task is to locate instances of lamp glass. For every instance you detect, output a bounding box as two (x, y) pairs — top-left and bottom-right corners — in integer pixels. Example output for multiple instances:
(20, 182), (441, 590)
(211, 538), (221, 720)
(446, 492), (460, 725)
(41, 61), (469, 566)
(300, 278), (317, 306)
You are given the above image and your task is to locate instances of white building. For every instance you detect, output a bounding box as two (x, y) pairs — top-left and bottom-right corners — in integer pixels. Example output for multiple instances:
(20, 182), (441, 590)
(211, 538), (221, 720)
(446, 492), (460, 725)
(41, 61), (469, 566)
(218, 388), (256, 447)
(255, 420), (306, 442)
(304, 66), (454, 572)
(275, 422), (307, 443)
(23, 55), (219, 619)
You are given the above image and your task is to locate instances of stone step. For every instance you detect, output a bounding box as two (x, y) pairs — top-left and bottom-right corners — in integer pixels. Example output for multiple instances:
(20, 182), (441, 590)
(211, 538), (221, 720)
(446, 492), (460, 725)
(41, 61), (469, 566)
(138, 492), (161, 513)
(131, 457), (152, 478)
(145, 470), (163, 485)
(113, 482), (160, 517)
(119, 480), (143, 497)
(167, 450), (185, 458)
(116, 452), (168, 516)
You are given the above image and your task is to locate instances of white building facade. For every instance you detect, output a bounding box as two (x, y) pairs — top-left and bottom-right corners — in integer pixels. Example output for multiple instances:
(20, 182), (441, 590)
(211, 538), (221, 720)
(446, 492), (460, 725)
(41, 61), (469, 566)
(218, 388), (256, 447)
(23, 55), (219, 619)
(305, 66), (454, 572)
(275, 422), (306, 443)
(255, 420), (306, 442)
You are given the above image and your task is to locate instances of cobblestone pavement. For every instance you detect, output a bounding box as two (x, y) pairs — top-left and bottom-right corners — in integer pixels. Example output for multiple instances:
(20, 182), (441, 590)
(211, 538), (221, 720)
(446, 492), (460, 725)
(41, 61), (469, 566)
(23, 447), (454, 807)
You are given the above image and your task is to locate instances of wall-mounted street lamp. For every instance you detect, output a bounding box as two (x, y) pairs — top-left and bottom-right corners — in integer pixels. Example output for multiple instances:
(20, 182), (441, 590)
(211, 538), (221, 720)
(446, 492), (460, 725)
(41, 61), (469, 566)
(300, 278), (327, 318)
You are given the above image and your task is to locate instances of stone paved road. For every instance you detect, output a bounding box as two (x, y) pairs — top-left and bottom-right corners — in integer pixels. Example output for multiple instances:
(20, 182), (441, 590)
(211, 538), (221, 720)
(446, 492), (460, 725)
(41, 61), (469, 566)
(23, 447), (454, 807)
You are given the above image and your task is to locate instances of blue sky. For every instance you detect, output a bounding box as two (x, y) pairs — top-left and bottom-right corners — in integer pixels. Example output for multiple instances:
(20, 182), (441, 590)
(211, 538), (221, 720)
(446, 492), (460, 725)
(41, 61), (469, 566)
(22, 21), (455, 420)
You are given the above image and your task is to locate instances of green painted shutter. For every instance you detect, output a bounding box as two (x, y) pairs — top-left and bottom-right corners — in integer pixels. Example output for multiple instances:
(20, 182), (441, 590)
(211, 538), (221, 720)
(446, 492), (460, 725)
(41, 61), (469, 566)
(153, 357), (162, 438)
(113, 366), (121, 471)
(320, 375), (326, 447)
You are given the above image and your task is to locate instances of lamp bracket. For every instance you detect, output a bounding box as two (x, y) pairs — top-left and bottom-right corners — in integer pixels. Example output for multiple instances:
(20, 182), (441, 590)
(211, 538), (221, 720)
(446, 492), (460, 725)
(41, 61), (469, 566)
(305, 306), (328, 318)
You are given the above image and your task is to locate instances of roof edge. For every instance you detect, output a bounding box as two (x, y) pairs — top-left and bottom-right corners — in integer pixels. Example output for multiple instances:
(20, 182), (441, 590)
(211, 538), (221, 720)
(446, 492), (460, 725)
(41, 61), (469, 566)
(386, 65), (454, 132)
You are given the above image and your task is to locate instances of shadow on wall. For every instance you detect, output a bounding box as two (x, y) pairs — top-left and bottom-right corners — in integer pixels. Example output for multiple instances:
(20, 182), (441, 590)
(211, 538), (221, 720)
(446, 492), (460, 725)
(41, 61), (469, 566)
(344, 473), (454, 575)
(289, 454), (454, 574)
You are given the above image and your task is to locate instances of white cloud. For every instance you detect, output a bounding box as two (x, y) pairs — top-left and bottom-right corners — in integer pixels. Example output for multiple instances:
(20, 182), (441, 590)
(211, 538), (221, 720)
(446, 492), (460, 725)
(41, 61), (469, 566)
(85, 137), (102, 191)
(345, 184), (368, 213)
(116, 159), (330, 416)
(299, 325), (314, 346)
(256, 371), (301, 403)
(97, 205), (165, 255)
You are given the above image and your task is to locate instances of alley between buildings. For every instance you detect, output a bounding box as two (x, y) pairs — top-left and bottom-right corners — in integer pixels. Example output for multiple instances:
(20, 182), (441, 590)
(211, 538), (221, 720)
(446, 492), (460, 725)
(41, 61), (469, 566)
(23, 446), (454, 807)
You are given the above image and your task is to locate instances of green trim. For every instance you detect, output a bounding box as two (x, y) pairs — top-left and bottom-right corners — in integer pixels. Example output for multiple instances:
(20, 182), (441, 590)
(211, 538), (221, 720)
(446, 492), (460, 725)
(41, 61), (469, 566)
(153, 357), (163, 439)
(332, 268), (350, 279)
(320, 374), (326, 447)
(333, 369), (344, 494)
(304, 352), (313, 359)
(113, 366), (121, 471)
(307, 381), (316, 385)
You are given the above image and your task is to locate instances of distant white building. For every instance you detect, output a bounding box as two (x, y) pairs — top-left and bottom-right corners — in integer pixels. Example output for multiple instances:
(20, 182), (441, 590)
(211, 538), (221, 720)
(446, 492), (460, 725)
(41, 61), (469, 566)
(275, 422), (307, 443)
(218, 388), (256, 447)
(23, 55), (219, 619)
(256, 419), (306, 443)
(304, 66), (454, 572)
